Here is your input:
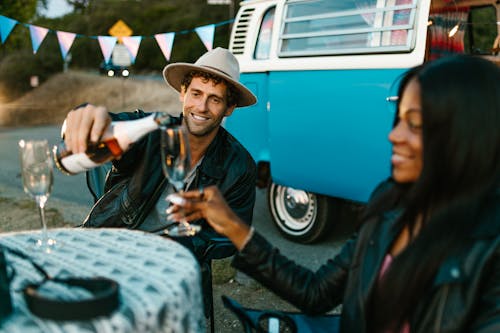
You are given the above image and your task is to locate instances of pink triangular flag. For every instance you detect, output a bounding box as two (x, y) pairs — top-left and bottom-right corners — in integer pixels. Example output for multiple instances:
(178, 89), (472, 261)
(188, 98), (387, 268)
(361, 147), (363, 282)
(195, 24), (215, 51)
(56, 31), (76, 60)
(29, 25), (49, 54)
(121, 36), (142, 64)
(154, 32), (175, 61)
(97, 36), (117, 64)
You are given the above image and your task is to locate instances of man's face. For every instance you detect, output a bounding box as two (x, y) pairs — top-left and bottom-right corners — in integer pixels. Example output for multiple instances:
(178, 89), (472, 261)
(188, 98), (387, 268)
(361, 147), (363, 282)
(180, 76), (236, 138)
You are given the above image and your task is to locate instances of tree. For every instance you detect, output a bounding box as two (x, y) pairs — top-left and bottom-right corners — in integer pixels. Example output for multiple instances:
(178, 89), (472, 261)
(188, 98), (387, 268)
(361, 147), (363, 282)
(67, 0), (91, 14)
(0, 0), (238, 99)
(0, 0), (42, 22)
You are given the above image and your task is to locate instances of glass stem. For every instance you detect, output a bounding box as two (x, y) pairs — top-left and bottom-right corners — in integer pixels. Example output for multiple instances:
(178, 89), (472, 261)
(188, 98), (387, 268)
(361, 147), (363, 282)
(36, 196), (48, 243)
(176, 189), (192, 233)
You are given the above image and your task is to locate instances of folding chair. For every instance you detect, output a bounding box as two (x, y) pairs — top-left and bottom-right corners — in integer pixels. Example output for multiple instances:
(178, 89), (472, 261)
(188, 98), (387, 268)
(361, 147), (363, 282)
(222, 295), (340, 333)
(200, 238), (236, 333)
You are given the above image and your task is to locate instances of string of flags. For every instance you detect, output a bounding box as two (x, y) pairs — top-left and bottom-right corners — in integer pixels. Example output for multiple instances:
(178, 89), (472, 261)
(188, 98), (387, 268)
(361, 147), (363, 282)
(0, 14), (233, 64)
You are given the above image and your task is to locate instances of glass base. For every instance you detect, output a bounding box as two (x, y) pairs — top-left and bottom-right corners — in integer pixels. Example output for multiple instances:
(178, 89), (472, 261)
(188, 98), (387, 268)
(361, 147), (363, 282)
(32, 237), (61, 254)
(164, 222), (201, 237)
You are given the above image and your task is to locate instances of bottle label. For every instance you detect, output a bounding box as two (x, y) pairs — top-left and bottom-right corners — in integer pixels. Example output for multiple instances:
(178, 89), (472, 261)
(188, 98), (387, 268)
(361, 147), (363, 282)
(60, 153), (100, 174)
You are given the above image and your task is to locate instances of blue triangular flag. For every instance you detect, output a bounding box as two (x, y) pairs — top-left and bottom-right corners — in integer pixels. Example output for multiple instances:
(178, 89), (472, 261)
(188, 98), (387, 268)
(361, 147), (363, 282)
(0, 15), (17, 44)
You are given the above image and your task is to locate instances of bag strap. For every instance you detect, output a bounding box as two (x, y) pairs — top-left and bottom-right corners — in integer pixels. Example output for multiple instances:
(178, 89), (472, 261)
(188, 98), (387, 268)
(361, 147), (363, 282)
(23, 277), (119, 320)
(2, 244), (120, 320)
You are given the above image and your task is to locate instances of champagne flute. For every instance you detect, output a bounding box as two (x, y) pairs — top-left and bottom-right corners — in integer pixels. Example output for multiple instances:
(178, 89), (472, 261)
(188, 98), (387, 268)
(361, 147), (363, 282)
(18, 140), (57, 252)
(160, 125), (201, 237)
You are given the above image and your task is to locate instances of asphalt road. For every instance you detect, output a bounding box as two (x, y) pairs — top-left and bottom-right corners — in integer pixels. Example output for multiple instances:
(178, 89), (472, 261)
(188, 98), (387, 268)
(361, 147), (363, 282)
(0, 125), (94, 207)
(0, 125), (353, 269)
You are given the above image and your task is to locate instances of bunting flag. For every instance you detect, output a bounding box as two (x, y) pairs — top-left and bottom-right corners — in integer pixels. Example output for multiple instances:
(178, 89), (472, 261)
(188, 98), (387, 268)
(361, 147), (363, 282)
(121, 36), (142, 64)
(154, 32), (175, 61)
(29, 25), (49, 54)
(0, 14), (234, 64)
(97, 36), (117, 64)
(56, 31), (77, 60)
(0, 15), (17, 44)
(195, 24), (215, 51)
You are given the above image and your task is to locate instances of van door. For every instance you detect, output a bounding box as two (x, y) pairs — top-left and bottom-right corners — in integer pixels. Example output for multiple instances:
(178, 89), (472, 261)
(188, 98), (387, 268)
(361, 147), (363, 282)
(225, 2), (277, 166)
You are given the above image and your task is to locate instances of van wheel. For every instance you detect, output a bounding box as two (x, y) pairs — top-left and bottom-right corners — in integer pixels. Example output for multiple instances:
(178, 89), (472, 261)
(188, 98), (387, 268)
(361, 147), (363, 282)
(268, 183), (333, 244)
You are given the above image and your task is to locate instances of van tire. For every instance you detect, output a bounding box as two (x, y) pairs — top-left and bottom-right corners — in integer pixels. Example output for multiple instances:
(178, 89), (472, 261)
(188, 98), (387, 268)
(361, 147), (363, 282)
(267, 183), (333, 244)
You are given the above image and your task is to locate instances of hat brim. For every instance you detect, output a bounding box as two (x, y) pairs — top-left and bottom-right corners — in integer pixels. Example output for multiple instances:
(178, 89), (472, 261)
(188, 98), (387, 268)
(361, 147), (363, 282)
(163, 63), (257, 107)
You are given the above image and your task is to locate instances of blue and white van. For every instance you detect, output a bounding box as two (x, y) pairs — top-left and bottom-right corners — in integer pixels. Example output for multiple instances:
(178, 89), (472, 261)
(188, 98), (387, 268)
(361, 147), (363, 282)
(225, 0), (500, 243)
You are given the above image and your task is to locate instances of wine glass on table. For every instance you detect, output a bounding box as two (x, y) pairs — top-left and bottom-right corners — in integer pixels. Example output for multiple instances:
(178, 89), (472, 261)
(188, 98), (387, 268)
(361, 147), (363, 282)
(18, 139), (57, 252)
(160, 125), (201, 237)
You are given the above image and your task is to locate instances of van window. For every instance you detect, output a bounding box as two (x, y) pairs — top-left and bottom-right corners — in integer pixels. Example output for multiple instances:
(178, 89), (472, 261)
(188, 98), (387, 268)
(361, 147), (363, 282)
(255, 7), (276, 59)
(279, 0), (417, 57)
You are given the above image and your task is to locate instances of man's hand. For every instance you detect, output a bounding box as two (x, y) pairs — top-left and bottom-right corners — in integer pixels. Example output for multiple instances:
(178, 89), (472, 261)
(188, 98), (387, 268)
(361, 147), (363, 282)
(64, 104), (111, 154)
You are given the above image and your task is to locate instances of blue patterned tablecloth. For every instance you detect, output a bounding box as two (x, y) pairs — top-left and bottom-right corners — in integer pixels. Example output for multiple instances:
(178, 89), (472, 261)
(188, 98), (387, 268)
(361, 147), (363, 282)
(0, 228), (205, 333)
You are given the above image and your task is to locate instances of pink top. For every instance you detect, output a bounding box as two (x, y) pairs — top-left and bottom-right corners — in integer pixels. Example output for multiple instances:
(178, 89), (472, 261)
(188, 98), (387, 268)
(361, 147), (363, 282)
(378, 254), (410, 333)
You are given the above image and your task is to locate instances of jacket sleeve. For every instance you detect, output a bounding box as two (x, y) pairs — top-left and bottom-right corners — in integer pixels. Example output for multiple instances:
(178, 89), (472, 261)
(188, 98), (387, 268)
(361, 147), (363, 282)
(232, 231), (357, 315)
(469, 245), (500, 333)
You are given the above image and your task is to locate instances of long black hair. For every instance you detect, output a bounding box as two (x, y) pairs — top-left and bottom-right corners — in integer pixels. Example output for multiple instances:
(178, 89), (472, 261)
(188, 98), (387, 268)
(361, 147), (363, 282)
(367, 55), (500, 331)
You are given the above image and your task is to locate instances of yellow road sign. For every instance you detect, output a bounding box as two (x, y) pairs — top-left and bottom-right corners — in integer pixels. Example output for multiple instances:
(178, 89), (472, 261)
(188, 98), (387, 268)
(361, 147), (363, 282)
(108, 20), (132, 43)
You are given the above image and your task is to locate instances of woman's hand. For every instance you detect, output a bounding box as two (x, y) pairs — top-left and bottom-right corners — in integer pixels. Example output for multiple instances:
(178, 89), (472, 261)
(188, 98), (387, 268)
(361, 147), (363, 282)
(167, 186), (252, 250)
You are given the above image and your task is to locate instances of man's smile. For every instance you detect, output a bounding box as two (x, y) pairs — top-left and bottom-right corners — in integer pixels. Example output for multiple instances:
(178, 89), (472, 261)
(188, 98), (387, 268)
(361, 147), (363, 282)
(190, 113), (209, 122)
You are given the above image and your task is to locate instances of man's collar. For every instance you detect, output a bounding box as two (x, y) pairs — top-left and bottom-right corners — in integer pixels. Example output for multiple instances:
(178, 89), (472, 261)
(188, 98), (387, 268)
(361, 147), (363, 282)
(197, 127), (228, 180)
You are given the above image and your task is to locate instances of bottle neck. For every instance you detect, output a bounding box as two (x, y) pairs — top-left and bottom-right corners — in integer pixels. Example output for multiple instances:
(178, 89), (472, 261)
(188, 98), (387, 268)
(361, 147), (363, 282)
(112, 113), (159, 150)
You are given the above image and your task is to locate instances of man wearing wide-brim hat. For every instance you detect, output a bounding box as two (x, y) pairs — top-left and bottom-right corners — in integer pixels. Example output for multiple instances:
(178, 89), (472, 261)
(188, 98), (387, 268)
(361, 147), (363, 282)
(62, 46), (258, 275)
(142, 47), (258, 242)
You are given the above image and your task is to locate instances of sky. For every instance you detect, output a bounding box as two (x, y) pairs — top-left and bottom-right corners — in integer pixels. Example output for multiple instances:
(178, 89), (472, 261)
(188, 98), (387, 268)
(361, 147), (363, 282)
(39, 0), (73, 18)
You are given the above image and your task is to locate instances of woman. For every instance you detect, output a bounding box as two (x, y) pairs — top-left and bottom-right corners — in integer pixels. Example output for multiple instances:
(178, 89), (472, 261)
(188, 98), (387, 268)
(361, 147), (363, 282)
(170, 55), (500, 332)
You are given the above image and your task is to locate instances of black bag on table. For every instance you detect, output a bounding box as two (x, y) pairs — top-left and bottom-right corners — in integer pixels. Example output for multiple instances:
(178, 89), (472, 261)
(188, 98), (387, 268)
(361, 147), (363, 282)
(0, 244), (120, 321)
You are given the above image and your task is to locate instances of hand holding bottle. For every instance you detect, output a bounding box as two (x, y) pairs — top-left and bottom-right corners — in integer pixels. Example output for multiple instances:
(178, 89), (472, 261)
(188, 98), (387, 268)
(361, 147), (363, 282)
(64, 104), (111, 155)
(54, 104), (179, 175)
(168, 186), (252, 250)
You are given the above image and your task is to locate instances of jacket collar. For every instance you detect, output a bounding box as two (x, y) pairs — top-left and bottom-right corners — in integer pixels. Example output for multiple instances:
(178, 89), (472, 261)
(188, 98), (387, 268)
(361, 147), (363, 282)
(357, 209), (403, 303)
(198, 127), (231, 180)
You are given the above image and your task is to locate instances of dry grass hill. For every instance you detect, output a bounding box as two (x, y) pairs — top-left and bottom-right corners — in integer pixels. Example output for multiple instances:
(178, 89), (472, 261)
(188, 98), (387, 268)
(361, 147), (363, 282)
(0, 71), (179, 127)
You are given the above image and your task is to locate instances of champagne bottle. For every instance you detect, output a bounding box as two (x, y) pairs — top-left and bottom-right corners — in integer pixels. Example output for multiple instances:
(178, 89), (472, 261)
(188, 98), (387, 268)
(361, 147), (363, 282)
(53, 112), (179, 175)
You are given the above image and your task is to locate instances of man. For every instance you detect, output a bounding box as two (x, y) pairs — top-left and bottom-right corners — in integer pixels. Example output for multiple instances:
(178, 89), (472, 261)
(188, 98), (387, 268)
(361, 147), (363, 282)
(63, 47), (257, 260)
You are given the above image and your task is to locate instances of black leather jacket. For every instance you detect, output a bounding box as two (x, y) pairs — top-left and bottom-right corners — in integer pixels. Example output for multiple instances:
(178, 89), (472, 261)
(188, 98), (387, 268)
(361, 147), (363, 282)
(233, 189), (500, 333)
(83, 110), (257, 238)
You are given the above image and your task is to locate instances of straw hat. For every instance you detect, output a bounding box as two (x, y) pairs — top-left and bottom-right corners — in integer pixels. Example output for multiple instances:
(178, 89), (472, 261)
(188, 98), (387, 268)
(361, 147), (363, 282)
(163, 47), (257, 107)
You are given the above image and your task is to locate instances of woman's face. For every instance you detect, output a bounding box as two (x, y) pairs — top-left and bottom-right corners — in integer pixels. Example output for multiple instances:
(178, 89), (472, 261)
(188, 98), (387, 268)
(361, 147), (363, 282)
(389, 78), (423, 183)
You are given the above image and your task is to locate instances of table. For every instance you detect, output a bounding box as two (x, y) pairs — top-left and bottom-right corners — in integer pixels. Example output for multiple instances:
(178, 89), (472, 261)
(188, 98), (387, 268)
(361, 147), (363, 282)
(0, 228), (205, 333)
